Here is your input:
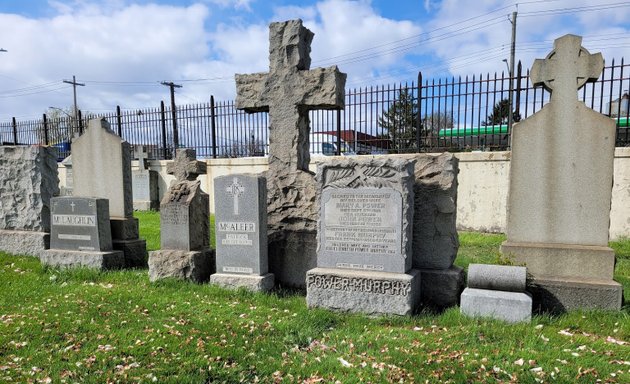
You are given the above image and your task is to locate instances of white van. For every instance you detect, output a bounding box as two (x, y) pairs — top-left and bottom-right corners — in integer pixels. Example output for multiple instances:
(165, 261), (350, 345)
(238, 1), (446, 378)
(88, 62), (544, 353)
(310, 133), (355, 156)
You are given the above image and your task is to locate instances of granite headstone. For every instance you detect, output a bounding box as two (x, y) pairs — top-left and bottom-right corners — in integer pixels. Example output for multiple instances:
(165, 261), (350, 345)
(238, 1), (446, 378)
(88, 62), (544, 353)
(306, 158), (421, 316)
(0, 145), (59, 257)
(148, 149), (214, 283)
(132, 146), (159, 211)
(210, 174), (274, 291)
(41, 196), (124, 270)
(72, 118), (147, 267)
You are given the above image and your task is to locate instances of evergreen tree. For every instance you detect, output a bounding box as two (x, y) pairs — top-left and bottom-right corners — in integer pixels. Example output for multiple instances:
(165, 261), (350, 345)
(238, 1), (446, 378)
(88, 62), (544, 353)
(484, 98), (521, 125)
(378, 89), (418, 152)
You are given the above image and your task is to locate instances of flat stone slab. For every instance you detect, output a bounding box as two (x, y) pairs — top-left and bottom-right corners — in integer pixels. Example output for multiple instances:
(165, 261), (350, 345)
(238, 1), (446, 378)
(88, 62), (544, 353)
(148, 249), (215, 283)
(501, 241), (616, 280)
(210, 273), (275, 292)
(306, 267), (421, 316)
(420, 266), (465, 310)
(460, 288), (532, 323)
(468, 264), (527, 292)
(528, 276), (623, 313)
(0, 230), (49, 258)
(40, 249), (124, 270)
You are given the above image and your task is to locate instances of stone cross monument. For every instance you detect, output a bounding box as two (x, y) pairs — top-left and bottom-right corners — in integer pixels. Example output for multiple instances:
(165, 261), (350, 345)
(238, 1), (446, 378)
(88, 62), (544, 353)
(132, 145), (159, 211)
(148, 149), (214, 282)
(235, 19), (346, 286)
(501, 35), (622, 311)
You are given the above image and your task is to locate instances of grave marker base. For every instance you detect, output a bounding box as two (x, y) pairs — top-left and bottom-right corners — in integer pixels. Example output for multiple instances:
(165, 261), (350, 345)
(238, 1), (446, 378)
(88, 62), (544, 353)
(210, 273), (275, 292)
(41, 249), (124, 270)
(148, 249), (215, 283)
(306, 268), (421, 316)
(461, 288), (532, 323)
(113, 239), (147, 268)
(528, 277), (622, 313)
(0, 230), (49, 258)
(420, 266), (465, 310)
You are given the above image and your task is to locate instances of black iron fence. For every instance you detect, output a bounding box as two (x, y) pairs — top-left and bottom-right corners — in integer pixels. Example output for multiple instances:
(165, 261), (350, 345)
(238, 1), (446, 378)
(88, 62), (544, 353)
(2, 57), (628, 160)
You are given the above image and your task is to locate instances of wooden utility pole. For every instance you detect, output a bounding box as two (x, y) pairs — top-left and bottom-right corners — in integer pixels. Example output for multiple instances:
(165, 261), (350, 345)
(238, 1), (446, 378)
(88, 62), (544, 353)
(507, 11), (517, 138)
(161, 81), (182, 149)
(63, 75), (85, 135)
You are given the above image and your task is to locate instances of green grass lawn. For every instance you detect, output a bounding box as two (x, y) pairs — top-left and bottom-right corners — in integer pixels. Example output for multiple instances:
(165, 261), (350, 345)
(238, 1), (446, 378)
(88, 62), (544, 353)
(0, 216), (628, 383)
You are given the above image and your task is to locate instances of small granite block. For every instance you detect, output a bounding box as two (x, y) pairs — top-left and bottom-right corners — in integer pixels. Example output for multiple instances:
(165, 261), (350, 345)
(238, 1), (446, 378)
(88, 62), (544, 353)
(528, 277), (623, 313)
(110, 217), (140, 241)
(0, 230), (49, 258)
(467, 264), (527, 292)
(41, 249), (124, 270)
(306, 267), (421, 316)
(210, 273), (275, 292)
(420, 266), (465, 310)
(148, 249), (215, 283)
(460, 288), (532, 323)
(113, 238), (147, 268)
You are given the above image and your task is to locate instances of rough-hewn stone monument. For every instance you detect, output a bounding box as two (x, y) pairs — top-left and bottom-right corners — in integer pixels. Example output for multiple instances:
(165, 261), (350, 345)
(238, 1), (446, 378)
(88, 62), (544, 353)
(148, 149), (214, 282)
(72, 118), (147, 267)
(210, 174), (274, 291)
(41, 197), (124, 270)
(132, 145), (159, 211)
(413, 153), (465, 310)
(306, 158), (421, 315)
(501, 34), (623, 311)
(235, 19), (346, 287)
(0, 146), (59, 257)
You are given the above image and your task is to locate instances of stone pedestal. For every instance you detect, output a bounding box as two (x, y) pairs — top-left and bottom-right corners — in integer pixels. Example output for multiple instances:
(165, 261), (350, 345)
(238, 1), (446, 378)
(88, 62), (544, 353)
(419, 266), (465, 310)
(110, 217), (146, 267)
(210, 273), (275, 292)
(148, 249), (214, 283)
(41, 249), (124, 270)
(0, 230), (50, 258)
(306, 268), (421, 316)
(528, 276), (623, 313)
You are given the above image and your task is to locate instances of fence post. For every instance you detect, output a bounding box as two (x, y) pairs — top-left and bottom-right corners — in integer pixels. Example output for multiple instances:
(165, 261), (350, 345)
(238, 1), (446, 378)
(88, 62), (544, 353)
(43, 114), (49, 145)
(12, 117), (17, 145)
(116, 105), (123, 137)
(160, 101), (168, 159)
(210, 95), (217, 159)
(77, 110), (84, 135)
(417, 72), (422, 152)
(336, 108), (341, 156)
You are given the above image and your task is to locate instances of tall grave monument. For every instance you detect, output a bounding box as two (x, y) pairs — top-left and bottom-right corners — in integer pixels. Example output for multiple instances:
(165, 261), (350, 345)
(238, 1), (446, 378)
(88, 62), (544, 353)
(0, 146), (59, 257)
(132, 145), (159, 211)
(306, 158), (421, 316)
(72, 118), (147, 267)
(501, 35), (623, 311)
(235, 19), (346, 286)
(148, 149), (214, 282)
(211, 174), (274, 291)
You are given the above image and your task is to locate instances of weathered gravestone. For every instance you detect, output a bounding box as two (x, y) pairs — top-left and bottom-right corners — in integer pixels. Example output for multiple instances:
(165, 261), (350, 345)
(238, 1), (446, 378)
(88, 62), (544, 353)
(132, 146), (159, 211)
(148, 149), (214, 282)
(0, 146), (59, 257)
(72, 118), (147, 267)
(413, 153), (465, 310)
(235, 19), (346, 287)
(501, 34), (623, 311)
(60, 155), (73, 196)
(210, 174), (274, 291)
(41, 197), (124, 270)
(306, 158), (421, 316)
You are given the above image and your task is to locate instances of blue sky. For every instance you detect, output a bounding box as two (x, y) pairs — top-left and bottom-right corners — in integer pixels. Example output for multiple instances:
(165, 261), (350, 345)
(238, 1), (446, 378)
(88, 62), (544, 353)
(1, 0), (629, 120)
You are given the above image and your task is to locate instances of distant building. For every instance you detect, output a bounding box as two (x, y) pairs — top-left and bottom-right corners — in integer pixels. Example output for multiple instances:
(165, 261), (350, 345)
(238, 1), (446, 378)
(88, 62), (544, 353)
(312, 130), (391, 155)
(609, 92), (629, 117)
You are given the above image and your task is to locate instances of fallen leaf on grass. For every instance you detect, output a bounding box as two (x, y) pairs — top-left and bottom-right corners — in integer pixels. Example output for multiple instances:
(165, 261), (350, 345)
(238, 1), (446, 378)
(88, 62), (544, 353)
(606, 336), (627, 345)
(558, 329), (573, 337)
(514, 358), (524, 366)
(338, 357), (353, 368)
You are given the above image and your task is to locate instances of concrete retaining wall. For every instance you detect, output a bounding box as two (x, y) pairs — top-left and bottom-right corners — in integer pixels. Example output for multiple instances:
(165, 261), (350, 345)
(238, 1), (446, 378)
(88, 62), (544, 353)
(57, 148), (630, 240)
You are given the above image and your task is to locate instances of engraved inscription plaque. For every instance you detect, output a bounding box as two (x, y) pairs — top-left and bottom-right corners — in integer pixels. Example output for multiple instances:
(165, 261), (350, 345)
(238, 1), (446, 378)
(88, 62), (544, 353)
(319, 188), (405, 273)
